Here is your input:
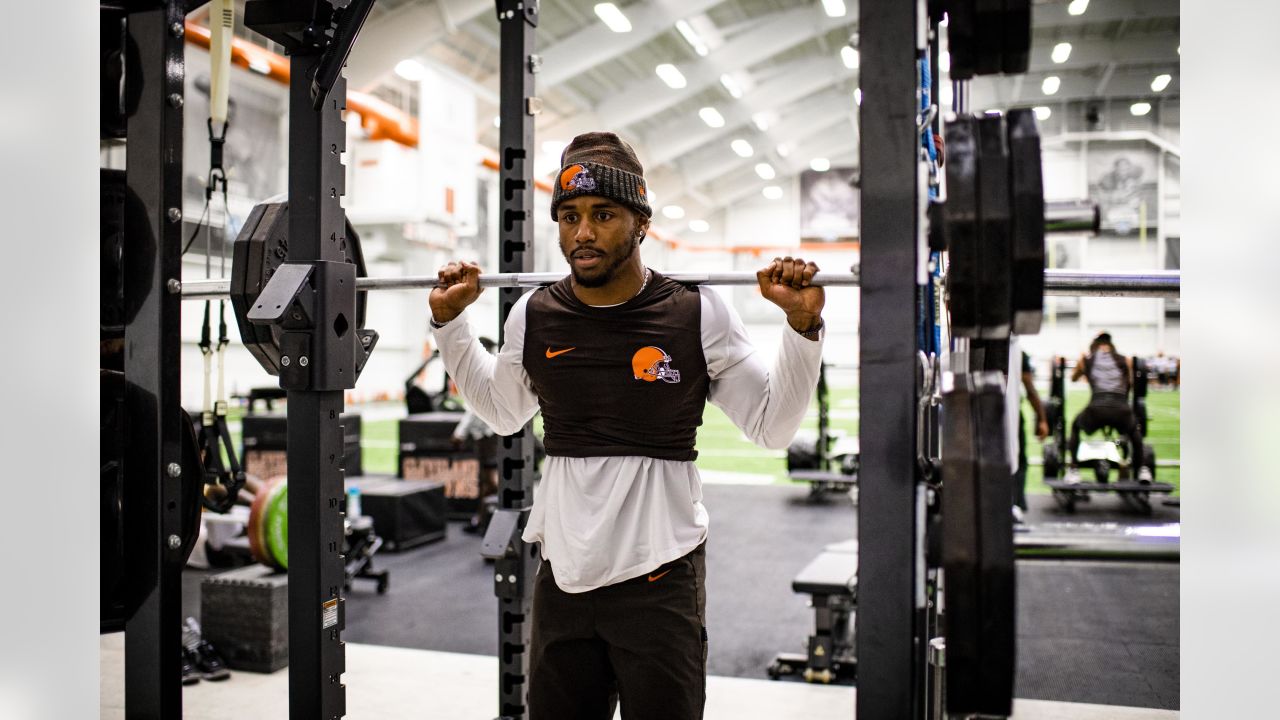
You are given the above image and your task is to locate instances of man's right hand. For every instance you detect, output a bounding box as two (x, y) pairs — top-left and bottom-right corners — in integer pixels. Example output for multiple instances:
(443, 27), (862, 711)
(429, 261), (484, 324)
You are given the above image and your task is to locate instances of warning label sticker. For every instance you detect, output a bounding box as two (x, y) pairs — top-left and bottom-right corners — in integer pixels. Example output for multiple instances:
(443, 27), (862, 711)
(322, 598), (339, 629)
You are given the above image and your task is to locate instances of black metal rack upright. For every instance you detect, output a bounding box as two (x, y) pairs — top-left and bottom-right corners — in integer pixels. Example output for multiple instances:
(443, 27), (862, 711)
(856, 2), (930, 719)
(116, 2), (189, 717)
(280, 55), (352, 720)
(492, 2), (541, 718)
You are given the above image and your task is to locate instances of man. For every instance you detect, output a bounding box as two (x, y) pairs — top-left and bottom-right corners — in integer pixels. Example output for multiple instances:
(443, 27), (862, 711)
(1064, 332), (1151, 483)
(1013, 350), (1049, 523)
(427, 131), (825, 719)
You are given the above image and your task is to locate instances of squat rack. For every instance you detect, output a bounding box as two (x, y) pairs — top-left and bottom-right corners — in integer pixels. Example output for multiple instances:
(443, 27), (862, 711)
(110, 1), (1179, 718)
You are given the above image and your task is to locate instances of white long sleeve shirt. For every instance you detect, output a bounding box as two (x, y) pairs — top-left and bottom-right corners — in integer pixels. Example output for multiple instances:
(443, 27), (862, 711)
(431, 284), (824, 592)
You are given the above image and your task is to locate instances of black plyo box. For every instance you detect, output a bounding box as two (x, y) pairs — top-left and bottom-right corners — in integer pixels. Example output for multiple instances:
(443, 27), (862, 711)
(201, 564), (289, 673)
(242, 412), (363, 478)
(347, 476), (448, 551)
(398, 412), (481, 519)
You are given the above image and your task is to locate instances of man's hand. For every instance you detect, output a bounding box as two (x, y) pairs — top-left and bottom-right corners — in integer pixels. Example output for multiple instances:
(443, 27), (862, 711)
(756, 256), (825, 334)
(429, 261), (484, 324)
(1036, 417), (1050, 440)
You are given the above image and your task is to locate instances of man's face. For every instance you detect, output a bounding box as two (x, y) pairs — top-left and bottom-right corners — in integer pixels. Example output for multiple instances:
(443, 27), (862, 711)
(556, 196), (646, 288)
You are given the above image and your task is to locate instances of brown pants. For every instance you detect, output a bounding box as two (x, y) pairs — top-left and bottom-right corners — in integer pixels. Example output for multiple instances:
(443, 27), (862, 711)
(528, 544), (708, 720)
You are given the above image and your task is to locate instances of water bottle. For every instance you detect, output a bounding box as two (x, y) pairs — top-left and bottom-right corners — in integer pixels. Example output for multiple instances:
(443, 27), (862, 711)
(346, 485), (362, 518)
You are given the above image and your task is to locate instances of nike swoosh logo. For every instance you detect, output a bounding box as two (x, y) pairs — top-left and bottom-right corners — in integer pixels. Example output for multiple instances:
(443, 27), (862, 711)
(648, 569), (672, 582)
(545, 347), (576, 359)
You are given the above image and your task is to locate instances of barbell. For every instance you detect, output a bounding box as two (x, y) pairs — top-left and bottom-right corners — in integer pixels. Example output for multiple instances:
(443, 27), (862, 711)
(177, 268), (1180, 300)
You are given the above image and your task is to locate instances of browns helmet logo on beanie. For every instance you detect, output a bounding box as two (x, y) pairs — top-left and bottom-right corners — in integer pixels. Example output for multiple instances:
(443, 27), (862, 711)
(550, 132), (652, 221)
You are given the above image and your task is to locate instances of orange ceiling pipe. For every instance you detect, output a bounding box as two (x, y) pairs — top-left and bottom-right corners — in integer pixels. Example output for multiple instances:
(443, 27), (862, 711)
(184, 23), (844, 256)
(184, 21), (418, 147)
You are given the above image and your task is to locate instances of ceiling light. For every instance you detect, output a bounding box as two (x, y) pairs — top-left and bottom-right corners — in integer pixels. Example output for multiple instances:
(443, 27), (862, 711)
(1051, 42), (1072, 64)
(594, 3), (632, 33)
(939, 51), (950, 72)
(776, 144), (791, 157)
(656, 64), (687, 89)
(1151, 74), (1172, 92)
(731, 139), (754, 157)
(699, 106), (725, 128)
(755, 163), (776, 180)
(810, 157), (831, 172)
(689, 219), (710, 233)
(1130, 102), (1152, 117)
(1033, 106), (1051, 121)
(752, 113), (771, 131)
(762, 185), (784, 200)
(394, 59), (427, 81)
(841, 46), (860, 70)
(940, 83), (953, 107)
(855, 87), (863, 106)
(493, 115), (501, 128)
(821, 0), (847, 18)
(676, 19), (709, 56)
(662, 205), (686, 220)
(720, 74), (743, 99)
(1067, 0), (1089, 16)
(1041, 75), (1060, 95)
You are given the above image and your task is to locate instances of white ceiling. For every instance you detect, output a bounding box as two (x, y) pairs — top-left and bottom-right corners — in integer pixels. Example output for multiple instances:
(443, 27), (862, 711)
(338, 0), (1179, 222)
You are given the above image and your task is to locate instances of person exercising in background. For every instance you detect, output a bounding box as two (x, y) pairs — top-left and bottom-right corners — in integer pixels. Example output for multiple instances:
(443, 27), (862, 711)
(1064, 332), (1151, 483)
(1013, 351), (1050, 523)
(427, 131), (825, 720)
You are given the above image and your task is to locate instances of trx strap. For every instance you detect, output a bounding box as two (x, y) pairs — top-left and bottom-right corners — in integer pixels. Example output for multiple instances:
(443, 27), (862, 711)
(198, 0), (245, 512)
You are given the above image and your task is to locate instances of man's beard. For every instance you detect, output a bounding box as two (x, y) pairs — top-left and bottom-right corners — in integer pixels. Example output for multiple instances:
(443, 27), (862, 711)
(565, 237), (638, 288)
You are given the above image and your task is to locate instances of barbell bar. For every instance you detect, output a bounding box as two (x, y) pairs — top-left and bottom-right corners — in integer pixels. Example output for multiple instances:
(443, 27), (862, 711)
(177, 268), (1179, 301)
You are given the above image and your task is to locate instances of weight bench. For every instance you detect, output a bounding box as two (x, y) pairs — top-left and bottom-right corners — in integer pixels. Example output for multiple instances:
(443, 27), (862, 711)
(789, 470), (857, 500)
(769, 539), (858, 684)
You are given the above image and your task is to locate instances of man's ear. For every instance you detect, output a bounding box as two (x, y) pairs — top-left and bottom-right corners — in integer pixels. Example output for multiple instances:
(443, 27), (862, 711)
(636, 215), (651, 243)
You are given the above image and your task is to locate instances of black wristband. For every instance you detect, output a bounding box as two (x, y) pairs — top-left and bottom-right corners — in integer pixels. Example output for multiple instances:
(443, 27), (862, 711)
(797, 320), (824, 341)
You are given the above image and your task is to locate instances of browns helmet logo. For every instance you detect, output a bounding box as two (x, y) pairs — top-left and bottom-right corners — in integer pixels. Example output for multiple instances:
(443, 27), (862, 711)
(559, 164), (597, 192)
(632, 346), (680, 383)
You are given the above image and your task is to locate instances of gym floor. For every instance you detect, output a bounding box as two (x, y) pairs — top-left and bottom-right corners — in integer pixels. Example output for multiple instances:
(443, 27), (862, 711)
(120, 479), (1177, 716)
(123, 382), (1178, 716)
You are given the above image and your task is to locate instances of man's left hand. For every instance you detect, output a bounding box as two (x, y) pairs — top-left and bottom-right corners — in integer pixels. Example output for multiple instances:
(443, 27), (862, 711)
(756, 256), (825, 333)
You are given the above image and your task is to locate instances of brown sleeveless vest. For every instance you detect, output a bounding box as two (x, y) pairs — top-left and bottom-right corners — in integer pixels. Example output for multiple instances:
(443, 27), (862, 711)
(522, 272), (709, 461)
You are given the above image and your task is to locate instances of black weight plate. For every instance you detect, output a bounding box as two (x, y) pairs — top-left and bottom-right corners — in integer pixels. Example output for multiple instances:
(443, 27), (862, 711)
(178, 407), (204, 565)
(101, 169), (127, 339)
(1001, 0), (1032, 74)
(947, 0), (978, 81)
(101, 370), (127, 631)
(973, 0), (1007, 76)
(941, 375), (980, 702)
(1006, 108), (1045, 335)
(976, 115), (1012, 339)
(970, 372), (1016, 715)
(230, 202), (283, 374)
(229, 200), (368, 377)
(944, 116), (981, 337)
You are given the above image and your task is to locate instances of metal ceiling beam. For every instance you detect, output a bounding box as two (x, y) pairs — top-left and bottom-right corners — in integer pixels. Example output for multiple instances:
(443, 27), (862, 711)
(544, 6), (852, 138)
(708, 128), (859, 208)
(971, 66), (1179, 109)
(529, 0), (727, 88)
(1032, 0), (1180, 28)
(680, 110), (849, 189)
(345, 0), (491, 91)
(1026, 34), (1180, 73)
(643, 55), (848, 165)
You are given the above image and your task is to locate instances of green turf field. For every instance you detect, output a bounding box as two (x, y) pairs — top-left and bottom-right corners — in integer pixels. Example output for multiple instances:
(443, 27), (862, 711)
(230, 385), (1179, 496)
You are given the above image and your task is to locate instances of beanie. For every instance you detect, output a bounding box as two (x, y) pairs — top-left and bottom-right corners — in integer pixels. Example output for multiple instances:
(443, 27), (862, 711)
(549, 131), (652, 221)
